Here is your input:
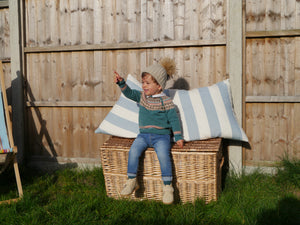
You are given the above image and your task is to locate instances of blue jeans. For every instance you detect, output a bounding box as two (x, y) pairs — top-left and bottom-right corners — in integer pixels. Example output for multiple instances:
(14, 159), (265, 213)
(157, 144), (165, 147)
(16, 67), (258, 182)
(127, 133), (172, 182)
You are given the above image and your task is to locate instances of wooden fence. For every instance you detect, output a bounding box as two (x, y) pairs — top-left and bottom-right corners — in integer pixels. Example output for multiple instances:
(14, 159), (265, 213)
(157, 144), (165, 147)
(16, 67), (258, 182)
(0, 0), (299, 170)
(244, 1), (300, 167)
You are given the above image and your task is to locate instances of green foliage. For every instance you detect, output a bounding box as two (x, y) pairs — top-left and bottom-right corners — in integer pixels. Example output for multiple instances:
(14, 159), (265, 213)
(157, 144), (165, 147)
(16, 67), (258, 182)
(275, 156), (300, 189)
(0, 159), (299, 225)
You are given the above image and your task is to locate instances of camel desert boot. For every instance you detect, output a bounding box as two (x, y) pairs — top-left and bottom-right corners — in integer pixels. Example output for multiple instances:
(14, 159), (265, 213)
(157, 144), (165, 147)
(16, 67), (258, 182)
(162, 184), (174, 204)
(120, 178), (139, 196)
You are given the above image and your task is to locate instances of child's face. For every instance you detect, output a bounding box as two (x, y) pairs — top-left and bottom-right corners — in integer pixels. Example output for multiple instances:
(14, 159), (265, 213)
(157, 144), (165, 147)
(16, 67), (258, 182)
(142, 73), (162, 96)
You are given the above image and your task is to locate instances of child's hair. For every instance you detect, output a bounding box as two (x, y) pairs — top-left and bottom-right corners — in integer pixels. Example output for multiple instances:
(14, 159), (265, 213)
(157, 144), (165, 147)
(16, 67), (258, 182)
(141, 72), (160, 85)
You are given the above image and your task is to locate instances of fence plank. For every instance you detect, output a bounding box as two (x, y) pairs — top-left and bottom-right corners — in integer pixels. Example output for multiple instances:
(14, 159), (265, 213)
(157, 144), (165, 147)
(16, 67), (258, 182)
(281, 0), (295, 30)
(296, 37), (300, 96)
(0, 8), (10, 58)
(266, 0), (281, 31)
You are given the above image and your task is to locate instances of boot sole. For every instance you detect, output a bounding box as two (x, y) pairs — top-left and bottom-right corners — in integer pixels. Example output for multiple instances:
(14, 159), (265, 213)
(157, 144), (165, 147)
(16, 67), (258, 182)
(163, 199), (174, 205)
(163, 201), (173, 205)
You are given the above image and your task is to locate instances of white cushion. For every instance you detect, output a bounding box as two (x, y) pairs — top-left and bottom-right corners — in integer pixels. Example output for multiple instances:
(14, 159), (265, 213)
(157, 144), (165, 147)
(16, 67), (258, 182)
(95, 74), (248, 142)
(95, 75), (141, 138)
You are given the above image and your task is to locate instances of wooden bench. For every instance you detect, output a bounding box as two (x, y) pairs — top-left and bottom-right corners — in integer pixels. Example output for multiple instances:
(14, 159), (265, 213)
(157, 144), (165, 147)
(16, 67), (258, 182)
(99, 136), (224, 203)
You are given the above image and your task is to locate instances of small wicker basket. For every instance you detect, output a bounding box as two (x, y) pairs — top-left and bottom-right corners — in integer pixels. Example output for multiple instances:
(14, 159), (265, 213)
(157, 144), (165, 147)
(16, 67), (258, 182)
(100, 136), (224, 203)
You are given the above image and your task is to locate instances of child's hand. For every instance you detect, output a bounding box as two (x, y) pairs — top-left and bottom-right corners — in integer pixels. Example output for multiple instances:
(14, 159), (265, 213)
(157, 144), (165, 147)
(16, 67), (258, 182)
(114, 71), (123, 83)
(176, 139), (184, 148)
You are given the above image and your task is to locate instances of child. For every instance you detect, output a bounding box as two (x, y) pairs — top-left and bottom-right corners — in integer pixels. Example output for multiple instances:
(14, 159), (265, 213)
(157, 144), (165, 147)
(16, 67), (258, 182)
(114, 58), (184, 204)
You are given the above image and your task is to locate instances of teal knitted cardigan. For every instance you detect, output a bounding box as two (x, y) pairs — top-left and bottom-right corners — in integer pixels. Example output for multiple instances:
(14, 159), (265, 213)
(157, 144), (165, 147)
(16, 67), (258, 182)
(118, 80), (183, 142)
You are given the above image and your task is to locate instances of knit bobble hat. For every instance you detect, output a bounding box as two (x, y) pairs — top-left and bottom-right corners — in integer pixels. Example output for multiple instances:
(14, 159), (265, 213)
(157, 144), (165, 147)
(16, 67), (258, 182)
(143, 58), (176, 89)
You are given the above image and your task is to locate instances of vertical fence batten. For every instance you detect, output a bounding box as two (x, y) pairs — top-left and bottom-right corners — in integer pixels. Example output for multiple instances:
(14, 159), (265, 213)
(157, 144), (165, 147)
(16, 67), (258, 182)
(227, 0), (243, 173)
(9, 0), (25, 162)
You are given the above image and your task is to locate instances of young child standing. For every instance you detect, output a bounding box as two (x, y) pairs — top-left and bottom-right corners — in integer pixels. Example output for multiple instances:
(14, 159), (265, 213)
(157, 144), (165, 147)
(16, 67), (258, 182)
(114, 58), (184, 204)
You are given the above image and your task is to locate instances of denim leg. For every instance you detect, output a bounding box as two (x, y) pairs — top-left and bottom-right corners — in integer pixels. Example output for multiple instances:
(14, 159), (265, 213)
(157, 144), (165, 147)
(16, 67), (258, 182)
(127, 134), (148, 177)
(152, 134), (172, 182)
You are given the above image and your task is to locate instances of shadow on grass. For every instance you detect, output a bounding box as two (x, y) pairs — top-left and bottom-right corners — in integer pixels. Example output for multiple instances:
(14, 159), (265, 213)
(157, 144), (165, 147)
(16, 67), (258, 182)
(0, 167), (17, 196)
(0, 162), (78, 200)
(0, 166), (43, 200)
(257, 196), (300, 225)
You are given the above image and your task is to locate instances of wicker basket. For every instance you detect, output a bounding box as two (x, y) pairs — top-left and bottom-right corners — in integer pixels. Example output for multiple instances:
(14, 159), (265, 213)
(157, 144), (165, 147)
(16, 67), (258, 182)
(100, 136), (224, 203)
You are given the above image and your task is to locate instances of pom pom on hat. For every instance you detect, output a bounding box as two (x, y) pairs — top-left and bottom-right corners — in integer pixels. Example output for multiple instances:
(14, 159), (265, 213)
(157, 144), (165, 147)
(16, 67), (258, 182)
(160, 57), (176, 78)
(143, 57), (176, 89)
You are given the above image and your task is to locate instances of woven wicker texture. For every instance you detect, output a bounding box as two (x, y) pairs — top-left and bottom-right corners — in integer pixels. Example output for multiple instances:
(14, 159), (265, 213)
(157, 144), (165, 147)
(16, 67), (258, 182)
(100, 136), (223, 203)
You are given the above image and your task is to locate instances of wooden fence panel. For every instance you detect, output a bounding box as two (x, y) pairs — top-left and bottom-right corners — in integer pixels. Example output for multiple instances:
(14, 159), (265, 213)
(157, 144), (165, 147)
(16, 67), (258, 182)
(25, 0), (226, 47)
(245, 37), (300, 167)
(246, 37), (298, 97)
(27, 107), (110, 159)
(26, 47), (227, 103)
(0, 62), (11, 104)
(245, 103), (300, 165)
(246, 0), (300, 31)
(0, 8), (10, 60)
(1, 0), (298, 168)
(245, 0), (300, 167)
(25, 45), (226, 162)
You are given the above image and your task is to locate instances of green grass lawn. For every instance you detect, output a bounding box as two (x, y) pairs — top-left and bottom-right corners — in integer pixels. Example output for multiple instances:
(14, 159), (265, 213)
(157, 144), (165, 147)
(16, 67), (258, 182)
(0, 158), (299, 225)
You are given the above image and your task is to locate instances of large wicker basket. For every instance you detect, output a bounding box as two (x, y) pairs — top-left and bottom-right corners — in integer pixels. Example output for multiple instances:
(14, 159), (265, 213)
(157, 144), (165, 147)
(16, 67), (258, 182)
(100, 136), (224, 204)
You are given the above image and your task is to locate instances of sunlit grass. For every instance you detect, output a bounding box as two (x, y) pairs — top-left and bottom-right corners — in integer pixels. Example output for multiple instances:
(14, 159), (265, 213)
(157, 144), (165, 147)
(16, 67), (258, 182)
(0, 158), (299, 225)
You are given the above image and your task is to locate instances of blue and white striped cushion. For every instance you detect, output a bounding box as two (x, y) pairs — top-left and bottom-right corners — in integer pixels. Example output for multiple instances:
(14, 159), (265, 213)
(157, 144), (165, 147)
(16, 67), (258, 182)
(165, 80), (248, 142)
(95, 75), (248, 142)
(95, 74), (141, 137)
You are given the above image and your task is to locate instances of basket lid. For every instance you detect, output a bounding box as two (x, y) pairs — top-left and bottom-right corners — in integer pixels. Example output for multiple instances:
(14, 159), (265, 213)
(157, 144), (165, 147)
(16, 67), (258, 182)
(101, 136), (223, 152)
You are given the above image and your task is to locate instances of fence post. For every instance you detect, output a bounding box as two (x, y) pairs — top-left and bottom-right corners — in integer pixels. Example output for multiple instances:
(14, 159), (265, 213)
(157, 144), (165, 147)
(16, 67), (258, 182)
(227, 0), (243, 173)
(9, 0), (25, 163)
